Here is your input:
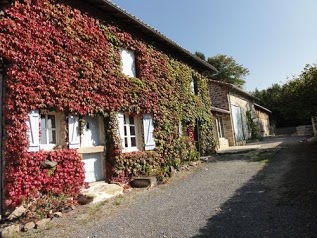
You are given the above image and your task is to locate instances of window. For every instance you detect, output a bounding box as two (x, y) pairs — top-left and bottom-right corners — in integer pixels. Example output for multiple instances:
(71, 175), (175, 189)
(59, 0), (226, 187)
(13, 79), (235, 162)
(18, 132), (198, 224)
(40, 113), (57, 145)
(190, 79), (198, 95)
(118, 113), (155, 152)
(178, 121), (188, 137)
(27, 110), (61, 151)
(190, 80), (195, 94)
(216, 116), (225, 138)
(123, 115), (138, 151)
(121, 48), (136, 77)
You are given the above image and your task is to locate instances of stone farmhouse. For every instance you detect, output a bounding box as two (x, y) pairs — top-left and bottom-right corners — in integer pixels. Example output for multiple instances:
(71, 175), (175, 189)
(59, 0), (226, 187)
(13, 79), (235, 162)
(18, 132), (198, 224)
(0, 0), (218, 212)
(0, 0), (270, 215)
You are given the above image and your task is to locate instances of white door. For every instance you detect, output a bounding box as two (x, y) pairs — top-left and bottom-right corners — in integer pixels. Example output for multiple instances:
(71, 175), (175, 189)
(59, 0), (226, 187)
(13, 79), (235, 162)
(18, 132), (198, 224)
(231, 105), (244, 142)
(82, 116), (100, 147)
(82, 153), (104, 183)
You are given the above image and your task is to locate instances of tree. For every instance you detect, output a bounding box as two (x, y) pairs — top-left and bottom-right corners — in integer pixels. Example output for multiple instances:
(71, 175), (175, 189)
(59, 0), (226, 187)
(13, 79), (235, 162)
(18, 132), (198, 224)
(194, 51), (206, 61)
(207, 54), (249, 88)
(252, 63), (317, 127)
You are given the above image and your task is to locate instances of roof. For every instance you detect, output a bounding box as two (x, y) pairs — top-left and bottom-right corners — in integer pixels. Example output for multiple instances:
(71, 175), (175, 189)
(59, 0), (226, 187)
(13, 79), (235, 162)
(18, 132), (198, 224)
(208, 80), (257, 100)
(254, 103), (272, 114)
(83, 0), (217, 73)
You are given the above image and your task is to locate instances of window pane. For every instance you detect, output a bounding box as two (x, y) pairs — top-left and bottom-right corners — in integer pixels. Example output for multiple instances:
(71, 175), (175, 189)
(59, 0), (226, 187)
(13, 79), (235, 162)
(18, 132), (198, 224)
(124, 138), (128, 148)
(130, 126), (135, 136)
(124, 115), (127, 124)
(47, 115), (56, 128)
(48, 129), (56, 144)
(131, 137), (136, 147)
(41, 116), (46, 129)
(124, 126), (127, 136)
(129, 116), (134, 125)
(40, 128), (47, 144)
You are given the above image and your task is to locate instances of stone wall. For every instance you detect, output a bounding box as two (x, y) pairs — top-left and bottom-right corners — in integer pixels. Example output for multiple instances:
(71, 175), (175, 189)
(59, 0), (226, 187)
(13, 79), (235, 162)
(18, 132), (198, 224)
(208, 83), (230, 110)
(256, 109), (271, 136)
(296, 125), (314, 136)
(223, 114), (234, 146)
(212, 113), (234, 150)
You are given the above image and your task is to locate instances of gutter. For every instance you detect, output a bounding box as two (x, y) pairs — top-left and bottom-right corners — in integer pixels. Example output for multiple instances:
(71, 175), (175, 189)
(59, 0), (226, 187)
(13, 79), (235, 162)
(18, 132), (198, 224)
(211, 106), (230, 115)
(254, 103), (272, 114)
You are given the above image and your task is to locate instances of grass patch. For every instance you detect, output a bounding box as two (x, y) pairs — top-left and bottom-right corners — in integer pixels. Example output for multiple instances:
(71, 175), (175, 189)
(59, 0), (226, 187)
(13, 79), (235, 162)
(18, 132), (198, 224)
(248, 149), (278, 163)
(113, 195), (124, 206)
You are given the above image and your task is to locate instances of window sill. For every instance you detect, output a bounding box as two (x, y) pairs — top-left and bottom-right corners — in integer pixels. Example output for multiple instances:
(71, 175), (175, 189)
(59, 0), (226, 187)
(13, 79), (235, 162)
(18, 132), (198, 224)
(40, 144), (57, 151)
(78, 146), (105, 154)
(122, 147), (139, 153)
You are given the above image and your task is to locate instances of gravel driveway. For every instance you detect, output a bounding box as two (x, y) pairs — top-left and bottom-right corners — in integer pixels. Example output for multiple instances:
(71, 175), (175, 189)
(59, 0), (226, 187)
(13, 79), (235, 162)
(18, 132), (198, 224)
(30, 136), (317, 238)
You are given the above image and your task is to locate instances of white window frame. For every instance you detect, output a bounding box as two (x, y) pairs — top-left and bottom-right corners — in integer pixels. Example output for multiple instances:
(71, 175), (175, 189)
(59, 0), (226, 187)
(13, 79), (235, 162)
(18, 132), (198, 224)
(120, 48), (136, 77)
(40, 111), (59, 150)
(122, 114), (139, 152)
(216, 115), (225, 139)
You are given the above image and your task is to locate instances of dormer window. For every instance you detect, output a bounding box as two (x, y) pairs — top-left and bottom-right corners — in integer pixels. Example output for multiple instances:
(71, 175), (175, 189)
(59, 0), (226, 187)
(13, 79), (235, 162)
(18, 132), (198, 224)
(121, 48), (136, 77)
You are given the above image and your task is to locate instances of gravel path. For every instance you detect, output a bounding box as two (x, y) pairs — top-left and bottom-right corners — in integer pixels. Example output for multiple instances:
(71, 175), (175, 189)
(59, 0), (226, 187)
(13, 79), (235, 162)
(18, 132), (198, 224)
(31, 136), (317, 238)
(71, 159), (263, 238)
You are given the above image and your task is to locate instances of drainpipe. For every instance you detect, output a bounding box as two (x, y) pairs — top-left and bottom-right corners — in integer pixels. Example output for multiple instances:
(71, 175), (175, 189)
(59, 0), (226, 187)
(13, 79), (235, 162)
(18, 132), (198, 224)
(0, 60), (4, 219)
(195, 118), (201, 156)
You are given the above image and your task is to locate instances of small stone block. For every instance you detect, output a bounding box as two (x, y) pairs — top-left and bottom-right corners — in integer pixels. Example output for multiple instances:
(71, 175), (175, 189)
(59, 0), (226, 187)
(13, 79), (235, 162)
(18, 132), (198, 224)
(53, 212), (62, 218)
(35, 218), (51, 229)
(8, 205), (27, 220)
(1, 224), (20, 238)
(23, 221), (36, 232)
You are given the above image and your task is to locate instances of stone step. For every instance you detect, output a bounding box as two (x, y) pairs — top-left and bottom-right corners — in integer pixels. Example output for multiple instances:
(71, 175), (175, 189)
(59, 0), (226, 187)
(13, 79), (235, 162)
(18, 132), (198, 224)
(78, 181), (123, 205)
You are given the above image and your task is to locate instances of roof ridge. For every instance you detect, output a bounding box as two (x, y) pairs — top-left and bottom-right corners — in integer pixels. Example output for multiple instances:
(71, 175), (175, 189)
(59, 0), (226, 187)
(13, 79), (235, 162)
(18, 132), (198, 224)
(89, 0), (217, 73)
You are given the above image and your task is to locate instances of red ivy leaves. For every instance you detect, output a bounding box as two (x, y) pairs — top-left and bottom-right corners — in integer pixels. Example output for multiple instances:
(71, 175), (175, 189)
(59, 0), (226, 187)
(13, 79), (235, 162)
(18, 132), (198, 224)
(5, 149), (84, 207)
(0, 0), (215, 205)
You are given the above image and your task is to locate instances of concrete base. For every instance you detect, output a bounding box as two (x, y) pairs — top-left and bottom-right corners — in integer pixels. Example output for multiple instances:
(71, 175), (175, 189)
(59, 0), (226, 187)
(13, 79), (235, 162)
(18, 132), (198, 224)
(78, 181), (123, 205)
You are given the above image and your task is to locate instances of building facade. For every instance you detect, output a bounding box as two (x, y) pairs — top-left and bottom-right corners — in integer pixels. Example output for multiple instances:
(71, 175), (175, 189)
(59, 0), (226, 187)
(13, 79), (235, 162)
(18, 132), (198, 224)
(209, 80), (271, 150)
(0, 0), (217, 208)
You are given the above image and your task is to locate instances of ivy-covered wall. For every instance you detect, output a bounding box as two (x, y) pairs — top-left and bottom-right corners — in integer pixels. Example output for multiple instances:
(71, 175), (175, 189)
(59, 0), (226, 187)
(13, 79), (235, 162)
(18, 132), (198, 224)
(0, 0), (215, 207)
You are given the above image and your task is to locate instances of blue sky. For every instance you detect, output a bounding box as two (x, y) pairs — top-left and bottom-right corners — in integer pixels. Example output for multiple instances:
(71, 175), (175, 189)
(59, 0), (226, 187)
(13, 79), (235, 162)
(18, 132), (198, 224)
(111, 0), (317, 92)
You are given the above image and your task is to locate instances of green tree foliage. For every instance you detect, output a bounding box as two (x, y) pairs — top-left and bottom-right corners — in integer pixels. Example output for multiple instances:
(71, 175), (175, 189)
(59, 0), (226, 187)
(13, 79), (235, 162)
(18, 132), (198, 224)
(253, 63), (317, 127)
(207, 54), (249, 88)
(194, 51), (206, 61)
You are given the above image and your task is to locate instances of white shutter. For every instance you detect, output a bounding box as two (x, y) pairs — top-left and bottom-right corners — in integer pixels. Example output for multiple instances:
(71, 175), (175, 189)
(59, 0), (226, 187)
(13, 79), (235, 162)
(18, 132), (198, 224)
(178, 121), (183, 137)
(121, 48), (136, 77)
(143, 114), (155, 150)
(27, 110), (40, 152)
(117, 112), (125, 148)
(190, 80), (195, 94)
(68, 115), (80, 149)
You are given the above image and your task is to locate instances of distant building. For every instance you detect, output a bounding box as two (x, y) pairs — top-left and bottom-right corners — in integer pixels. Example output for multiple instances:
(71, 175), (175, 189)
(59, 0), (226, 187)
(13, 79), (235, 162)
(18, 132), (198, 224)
(208, 80), (271, 150)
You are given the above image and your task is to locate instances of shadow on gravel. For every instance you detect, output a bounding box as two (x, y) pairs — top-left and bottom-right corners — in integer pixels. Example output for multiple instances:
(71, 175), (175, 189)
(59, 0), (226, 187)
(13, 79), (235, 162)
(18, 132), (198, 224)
(194, 139), (317, 238)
